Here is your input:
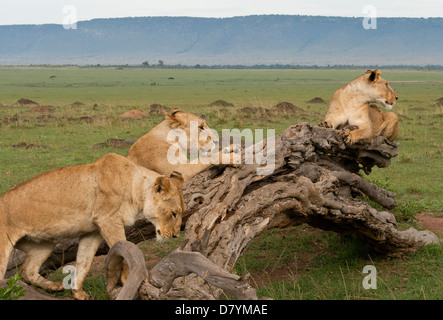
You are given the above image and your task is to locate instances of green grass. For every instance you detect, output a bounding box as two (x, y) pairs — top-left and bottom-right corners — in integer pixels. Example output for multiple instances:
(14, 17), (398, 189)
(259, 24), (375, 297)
(235, 226), (443, 300)
(0, 66), (442, 299)
(47, 268), (108, 300)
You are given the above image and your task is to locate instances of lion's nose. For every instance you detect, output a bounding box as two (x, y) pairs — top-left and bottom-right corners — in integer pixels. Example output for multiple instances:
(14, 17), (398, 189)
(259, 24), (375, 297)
(172, 234), (178, 238)
(395, 96), (399, 100)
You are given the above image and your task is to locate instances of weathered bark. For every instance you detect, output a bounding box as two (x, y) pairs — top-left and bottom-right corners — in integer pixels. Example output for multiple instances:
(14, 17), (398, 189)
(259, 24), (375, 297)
(139, 247), (257, 300)
(7, 123), (440, 300)
(105, 241), (148, 300)
(133, 123), (439, 299)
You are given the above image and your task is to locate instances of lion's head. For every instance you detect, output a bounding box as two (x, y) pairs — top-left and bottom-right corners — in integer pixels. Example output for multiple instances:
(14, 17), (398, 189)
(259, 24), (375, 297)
(363, 69), (398, 110)
(148, 171), (186, 240)
(165, 108), (219, 156)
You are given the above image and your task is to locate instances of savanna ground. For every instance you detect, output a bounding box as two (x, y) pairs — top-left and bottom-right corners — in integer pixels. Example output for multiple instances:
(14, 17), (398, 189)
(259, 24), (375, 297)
(0, 67), (442, 300)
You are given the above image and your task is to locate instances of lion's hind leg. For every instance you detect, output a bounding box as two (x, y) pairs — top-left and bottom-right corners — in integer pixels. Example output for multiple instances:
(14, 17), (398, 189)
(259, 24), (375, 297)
(381, 112), (399, 141)
(0, 234), (15, 280)
(15, 240), (63, 292)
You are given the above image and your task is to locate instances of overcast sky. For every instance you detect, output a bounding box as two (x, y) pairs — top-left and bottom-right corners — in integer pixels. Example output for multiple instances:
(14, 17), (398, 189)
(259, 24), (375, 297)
(0, 0), (441, 25)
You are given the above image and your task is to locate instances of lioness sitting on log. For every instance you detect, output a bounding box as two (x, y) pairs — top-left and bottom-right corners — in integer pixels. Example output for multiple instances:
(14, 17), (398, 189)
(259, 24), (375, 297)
(0, 153), (185, 300)
(319, 69), (399, 144)
(128, 108), (239, 181)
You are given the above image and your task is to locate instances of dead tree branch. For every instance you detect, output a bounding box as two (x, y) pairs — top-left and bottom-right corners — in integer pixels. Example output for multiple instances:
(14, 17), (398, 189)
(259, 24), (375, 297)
(133, 123), (439, 299)
(8, 123), (440, 300)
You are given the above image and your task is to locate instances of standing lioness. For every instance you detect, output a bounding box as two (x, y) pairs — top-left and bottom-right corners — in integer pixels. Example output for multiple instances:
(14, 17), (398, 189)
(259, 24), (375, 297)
(0, 153), (185, 300)
(319, 69), (399, 144)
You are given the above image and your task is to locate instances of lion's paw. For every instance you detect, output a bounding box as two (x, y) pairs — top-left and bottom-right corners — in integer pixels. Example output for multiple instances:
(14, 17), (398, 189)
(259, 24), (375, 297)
(318, 121), (332, 128)
(72, 289), (91, 300)
(342, 129), (354, 146)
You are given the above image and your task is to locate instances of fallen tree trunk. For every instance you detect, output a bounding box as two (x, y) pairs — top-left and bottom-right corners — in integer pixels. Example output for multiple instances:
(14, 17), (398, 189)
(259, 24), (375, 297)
(109, 123), (440, 300)
(105, 241), (148, 300)
(7, 123), (440, 300)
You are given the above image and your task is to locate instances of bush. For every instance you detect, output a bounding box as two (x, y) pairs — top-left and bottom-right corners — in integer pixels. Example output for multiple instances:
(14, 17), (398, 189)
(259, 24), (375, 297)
(0, 274), (26, 300)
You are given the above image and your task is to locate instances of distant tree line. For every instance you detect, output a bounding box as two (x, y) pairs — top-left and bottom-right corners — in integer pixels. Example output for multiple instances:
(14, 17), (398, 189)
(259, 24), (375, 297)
(69, 62), (443, 70)
(134, 62), (443, 70)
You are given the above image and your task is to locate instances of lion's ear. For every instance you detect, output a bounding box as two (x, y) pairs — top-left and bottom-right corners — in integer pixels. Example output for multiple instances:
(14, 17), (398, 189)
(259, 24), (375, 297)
(165, 108), (186, 129)
(368, 69), (381, 82)
(169, 171), (184, 187)
(169, 108), (182, 116)
(154, 176), (172, 197)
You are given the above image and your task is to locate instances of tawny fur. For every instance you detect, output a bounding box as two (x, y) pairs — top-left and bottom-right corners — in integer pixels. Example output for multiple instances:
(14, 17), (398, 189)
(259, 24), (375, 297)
(127, 108), (238, 181)
(0, 153), (185, 300)
(319, 69), (399, 144)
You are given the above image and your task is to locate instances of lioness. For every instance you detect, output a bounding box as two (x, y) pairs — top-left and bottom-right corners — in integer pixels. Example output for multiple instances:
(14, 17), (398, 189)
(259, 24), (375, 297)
(0, 153), (185, 300)
(319, 69), (399, 144)
(128, 108), (238, 181)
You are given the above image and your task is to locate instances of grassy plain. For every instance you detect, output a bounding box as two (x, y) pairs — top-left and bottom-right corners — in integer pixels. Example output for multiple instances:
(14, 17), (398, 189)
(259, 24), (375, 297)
(0, 66), (442, 299)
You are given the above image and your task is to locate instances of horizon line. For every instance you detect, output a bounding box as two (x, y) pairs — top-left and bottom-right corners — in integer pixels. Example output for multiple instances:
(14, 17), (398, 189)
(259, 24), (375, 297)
(0, 13), (441, 27)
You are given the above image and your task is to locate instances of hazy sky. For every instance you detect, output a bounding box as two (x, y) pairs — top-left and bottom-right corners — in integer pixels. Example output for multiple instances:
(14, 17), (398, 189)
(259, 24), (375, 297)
(0, 0), (442, 25)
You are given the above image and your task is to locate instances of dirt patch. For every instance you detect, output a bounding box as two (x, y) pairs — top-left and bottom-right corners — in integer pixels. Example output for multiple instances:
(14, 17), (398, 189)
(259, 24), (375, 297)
(71, 101), (85, 107)
(2, 114), (18, 124)
(307, 97), (326, 104)
(209, 100), (234, 107)
(12, 142), (50, 150)
(274, 102), (303, 114)
(25, 105), (52, 113)
(67, 116), (94, 124)
(238, 106), (271, 115)
(416, 214), (443, 235)
(237, 102), (303, 117)
(17, 98), (38, 105)
(88, 255), (107, 277)
(148, 104), (170, 116)
(119, 109), (148, 120)
(93, 138), (135, 149)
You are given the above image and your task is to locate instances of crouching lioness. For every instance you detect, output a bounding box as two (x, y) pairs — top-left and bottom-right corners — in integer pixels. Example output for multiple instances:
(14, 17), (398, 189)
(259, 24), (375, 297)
(319, 69), (399, 144)
(128, 108), (240, 181)
(0, 153), (185, 300)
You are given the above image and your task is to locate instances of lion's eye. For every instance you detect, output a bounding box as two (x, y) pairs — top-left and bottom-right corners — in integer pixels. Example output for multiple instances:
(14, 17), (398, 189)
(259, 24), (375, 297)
(172, 212), (177, 218)
(199, 125), (205, 130)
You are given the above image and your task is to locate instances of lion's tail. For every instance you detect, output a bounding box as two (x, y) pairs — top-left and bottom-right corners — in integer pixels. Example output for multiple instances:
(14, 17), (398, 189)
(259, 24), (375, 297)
(0, 203), (15, 280)
(0, 233), (13, 280)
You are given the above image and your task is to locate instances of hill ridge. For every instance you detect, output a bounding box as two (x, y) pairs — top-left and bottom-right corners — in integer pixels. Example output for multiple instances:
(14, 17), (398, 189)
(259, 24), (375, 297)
(0, 15), (441, 66)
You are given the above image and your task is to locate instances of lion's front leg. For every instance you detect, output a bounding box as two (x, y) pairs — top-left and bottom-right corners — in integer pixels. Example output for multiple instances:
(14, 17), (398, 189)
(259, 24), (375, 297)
(318, 121), (333, 128)
(72, 232), (103, 300)
(343, 122), (373, 145)
(94, 218), (130, 294)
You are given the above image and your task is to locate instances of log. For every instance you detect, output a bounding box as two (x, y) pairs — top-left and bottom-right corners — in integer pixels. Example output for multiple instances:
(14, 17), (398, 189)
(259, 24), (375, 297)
(7, 123), (440, 300)
(139, 248), (257, 300)
(134, 123), (439, 299)
(105, 241), (148, 300)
